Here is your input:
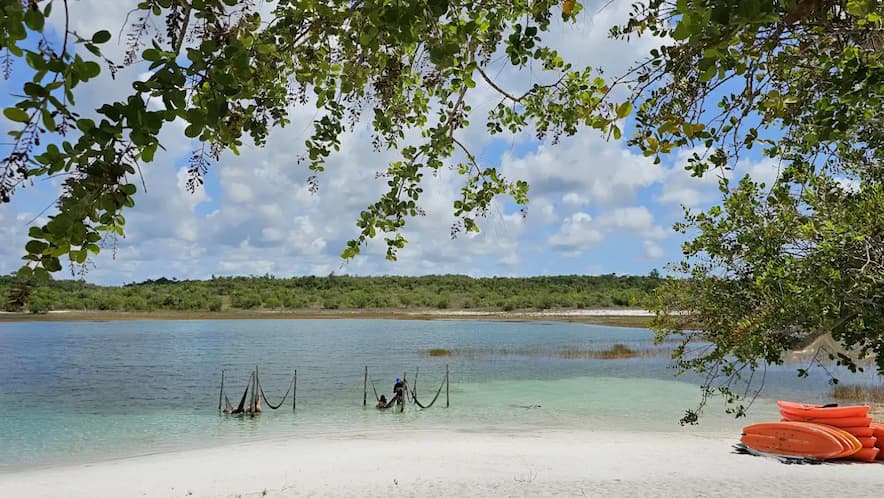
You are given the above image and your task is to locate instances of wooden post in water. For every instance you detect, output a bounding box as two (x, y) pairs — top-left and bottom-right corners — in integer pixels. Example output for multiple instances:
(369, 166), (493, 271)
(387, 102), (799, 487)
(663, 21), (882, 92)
(250, 366), (258, 417)
(218, 369), (225, 411)
(363, 366), (368, 407)
(446, 364), (450, 408)
(413, 367), (419, 401)
(293, 369), (297, 411)
(401, 372), (407, 412)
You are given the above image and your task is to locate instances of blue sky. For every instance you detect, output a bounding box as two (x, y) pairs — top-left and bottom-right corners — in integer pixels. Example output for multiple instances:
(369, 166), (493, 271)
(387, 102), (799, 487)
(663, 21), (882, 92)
(0, 0), (778, 285)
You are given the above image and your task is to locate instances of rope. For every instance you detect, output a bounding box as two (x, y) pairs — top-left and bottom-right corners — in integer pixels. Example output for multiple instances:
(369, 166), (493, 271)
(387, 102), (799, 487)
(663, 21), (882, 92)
(412, 376), (446, 409)
(258, 373), (295, 410)
(369, 378), (381, 402)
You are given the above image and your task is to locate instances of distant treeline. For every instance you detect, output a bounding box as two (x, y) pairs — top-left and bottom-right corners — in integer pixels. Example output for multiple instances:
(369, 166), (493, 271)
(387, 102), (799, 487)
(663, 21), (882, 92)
(2, 273), (662, 314)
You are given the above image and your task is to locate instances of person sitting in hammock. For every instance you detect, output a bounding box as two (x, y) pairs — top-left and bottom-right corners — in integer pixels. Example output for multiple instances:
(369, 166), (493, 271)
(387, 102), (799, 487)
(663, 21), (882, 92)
(245, 396), (262, 414)
(223, 396), (262, 414)
(376, 394), (388, 409)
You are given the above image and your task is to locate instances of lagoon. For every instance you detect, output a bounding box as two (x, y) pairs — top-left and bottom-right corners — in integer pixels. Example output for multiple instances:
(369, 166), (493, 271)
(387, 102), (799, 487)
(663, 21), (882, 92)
(0, 318), (855, 470)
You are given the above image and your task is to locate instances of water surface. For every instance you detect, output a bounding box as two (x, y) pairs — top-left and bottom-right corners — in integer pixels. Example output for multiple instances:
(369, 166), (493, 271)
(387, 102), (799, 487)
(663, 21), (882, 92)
(0, 319), (860, 470)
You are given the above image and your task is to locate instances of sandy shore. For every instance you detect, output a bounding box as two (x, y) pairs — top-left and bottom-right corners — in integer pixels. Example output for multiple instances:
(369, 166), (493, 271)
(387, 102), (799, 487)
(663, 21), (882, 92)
(2, 429), (882, 497)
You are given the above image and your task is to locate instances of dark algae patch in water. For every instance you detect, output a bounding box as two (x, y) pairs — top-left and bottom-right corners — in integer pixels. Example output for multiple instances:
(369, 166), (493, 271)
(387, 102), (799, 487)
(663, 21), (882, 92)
(423, 343), (662, 359)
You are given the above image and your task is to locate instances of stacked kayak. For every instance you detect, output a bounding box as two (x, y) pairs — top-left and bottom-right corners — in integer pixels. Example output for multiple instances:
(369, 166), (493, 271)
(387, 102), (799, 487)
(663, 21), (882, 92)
(739, 400), (884, 462)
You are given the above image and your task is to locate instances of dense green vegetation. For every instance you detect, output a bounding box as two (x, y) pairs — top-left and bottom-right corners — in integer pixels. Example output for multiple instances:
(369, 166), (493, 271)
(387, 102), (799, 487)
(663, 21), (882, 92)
(1, 273), (660, 314)
(643, 1), (884, 423)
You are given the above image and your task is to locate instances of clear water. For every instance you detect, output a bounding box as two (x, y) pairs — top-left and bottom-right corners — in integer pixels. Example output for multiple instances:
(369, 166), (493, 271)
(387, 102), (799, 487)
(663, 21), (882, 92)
(0, 319), (862, 470)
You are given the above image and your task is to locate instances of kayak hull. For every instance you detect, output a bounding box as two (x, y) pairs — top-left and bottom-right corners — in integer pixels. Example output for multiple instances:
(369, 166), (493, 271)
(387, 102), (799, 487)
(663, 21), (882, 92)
(741, 422), (848, 460)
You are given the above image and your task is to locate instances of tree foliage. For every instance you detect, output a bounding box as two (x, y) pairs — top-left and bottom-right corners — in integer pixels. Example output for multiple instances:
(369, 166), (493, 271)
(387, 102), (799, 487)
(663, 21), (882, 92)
(2, 0), (619, 283)
(615, 0), (884, 422)
(0, 273), (661, 313)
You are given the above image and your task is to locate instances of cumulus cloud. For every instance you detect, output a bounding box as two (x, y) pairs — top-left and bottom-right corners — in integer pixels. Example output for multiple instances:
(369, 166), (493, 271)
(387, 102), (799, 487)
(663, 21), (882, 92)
(549, 213), (605, 255)
(642, 240), (665, 260)
(548, 205), (669, 258)
(501, 134), (663, 208)
(596, 207), (668, 240)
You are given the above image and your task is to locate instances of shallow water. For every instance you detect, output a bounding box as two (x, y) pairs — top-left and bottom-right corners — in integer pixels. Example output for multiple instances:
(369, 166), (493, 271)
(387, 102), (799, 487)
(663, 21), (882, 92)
(0, 319), (868, 470)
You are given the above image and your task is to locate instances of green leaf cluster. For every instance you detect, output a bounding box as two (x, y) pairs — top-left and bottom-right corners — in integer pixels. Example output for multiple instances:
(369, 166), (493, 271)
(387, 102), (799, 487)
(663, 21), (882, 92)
(611, 0), (884, 420)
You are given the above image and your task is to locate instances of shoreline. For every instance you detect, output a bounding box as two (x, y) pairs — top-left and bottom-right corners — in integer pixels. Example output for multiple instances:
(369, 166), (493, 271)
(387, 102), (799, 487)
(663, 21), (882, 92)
(0, 308), (655, 327)
(2, 428), (882, 497)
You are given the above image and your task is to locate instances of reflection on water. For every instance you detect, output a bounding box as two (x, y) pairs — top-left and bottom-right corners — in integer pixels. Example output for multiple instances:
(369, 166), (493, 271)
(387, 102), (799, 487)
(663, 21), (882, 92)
(0, 319), (875, 469)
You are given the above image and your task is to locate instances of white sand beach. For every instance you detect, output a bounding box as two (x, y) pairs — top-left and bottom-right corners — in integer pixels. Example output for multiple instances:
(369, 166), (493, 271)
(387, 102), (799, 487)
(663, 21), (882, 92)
(2, 429), (882, 497)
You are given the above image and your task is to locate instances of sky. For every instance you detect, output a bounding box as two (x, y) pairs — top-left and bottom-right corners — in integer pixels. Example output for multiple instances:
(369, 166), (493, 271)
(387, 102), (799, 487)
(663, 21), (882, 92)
(0, 0), (779, 285)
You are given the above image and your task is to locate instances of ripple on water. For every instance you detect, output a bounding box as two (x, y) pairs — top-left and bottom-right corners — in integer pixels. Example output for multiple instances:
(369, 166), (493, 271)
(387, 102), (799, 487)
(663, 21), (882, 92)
(0, 318), (845, 469)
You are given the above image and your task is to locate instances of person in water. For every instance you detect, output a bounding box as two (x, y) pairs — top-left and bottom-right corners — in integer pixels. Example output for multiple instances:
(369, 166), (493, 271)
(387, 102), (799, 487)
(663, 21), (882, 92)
(376, 394), (388, 409)
(393, 377), (405, 404)
(223, 396), (262, 414)
(245, 396), (262, 414)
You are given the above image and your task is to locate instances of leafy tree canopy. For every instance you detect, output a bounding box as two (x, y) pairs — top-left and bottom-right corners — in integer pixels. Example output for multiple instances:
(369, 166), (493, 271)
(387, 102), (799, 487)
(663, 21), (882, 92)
(2, 0), (884, 420)
(2, 0), (615, 279)
(626, 0), (884, 422)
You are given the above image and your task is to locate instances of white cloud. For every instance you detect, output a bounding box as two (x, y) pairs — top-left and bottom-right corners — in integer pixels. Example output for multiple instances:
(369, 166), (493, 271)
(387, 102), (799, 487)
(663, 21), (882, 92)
(548, 205), (669, 258)
(657, 147), (721, 208)
(739, 157), (782, 189)
(643, 240), (665, 260)
(596, 207), (668, 240)
(501, 134), (663, 208)
(549, 212), (604, 255)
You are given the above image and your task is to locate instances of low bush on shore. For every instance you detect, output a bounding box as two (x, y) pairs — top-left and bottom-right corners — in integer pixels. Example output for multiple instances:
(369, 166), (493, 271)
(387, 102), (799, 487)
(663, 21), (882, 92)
(831, 384), (884, 404)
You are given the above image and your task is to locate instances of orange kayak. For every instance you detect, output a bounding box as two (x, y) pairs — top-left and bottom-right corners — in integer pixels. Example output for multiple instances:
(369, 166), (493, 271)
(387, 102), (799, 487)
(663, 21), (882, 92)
(856, 436), (877, 448)
(843, 426), (874, 437)
(741, 422), (848, 459)
(871, 422), (884, 439)
(780, 413), (872, 427)
(777, 400), (870, 419)
(813, 425), (862, 458)
(843, 447), (879, 462)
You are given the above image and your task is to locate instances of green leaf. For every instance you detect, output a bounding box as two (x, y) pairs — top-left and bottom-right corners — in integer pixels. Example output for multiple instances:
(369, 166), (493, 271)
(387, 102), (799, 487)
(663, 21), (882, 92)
(33, 267), (51, 283)
(699, 64), (717, 82)
(672, 21), (692, 41)
(184, 124), (202, 138)
(42, 256), (62, 272)
(25, 240), (48, 254)
(92, 30), (112, 44)
(142, 48), (162, 62)
(17, 266), (33, 279)
(616, 101), (633, 119)
(141, 143), (157, 162)
(81, 61), (101, 80)
(24, 8), (45, 31)
(41, 109), (56, 132)
(70, 249), (88, 264)
(4, 107), (30, 123)
(845, 0), (876, 17)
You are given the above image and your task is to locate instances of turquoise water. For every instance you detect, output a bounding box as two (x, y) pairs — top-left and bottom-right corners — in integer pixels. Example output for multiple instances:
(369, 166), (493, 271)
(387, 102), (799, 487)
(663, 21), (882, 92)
(0, 319), (858, 470)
